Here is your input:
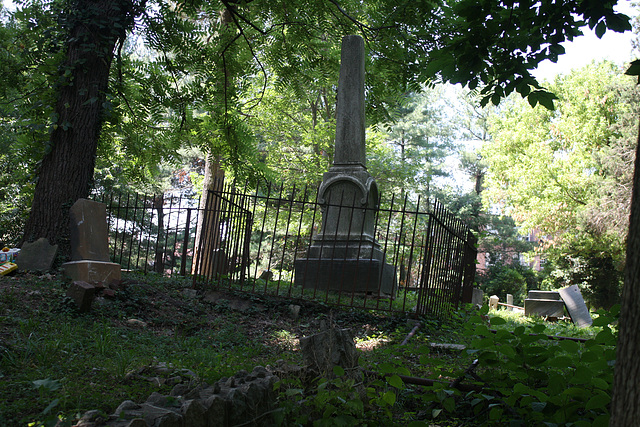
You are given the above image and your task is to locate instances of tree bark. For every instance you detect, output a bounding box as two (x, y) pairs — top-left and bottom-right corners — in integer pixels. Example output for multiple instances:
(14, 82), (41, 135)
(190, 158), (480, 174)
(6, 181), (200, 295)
(192, 153), (225, 276)
(21, 0), (140, 254)
(610, 117), (640, 425)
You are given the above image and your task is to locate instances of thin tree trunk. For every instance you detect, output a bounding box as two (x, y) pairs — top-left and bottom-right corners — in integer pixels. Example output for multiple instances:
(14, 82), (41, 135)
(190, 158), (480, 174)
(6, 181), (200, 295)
(21, 0), (139, 256)
(610, 117), (640, 425)
(192, 7), (233, 277)
(192, 153), (225, 276)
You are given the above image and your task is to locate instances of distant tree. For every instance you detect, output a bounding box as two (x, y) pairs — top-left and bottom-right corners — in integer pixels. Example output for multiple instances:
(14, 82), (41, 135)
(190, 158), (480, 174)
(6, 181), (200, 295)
(481, 61), (636, 307)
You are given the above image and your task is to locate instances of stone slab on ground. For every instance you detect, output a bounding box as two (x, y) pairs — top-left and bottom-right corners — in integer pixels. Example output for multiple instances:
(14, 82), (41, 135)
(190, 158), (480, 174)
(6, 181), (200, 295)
(66, 281), (95, 313)
(62, 260), (121, 286)
(528, 290), (561, 300)
(559, 284), (593, 327)
(18, 238), (58, 272)
(524, 298), (565, 317)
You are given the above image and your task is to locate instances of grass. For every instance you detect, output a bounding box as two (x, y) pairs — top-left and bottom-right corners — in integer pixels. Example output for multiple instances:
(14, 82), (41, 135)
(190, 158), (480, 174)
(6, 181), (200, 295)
(0, 271), (618, 426)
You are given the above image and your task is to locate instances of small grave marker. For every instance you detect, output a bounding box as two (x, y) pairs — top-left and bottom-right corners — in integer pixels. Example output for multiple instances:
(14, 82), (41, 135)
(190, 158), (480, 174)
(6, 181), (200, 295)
(18, 237), (58, 272)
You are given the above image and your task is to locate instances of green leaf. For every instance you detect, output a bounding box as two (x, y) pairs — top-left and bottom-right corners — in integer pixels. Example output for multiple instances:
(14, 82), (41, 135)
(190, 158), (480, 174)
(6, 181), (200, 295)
(41, 398), (59, 415)
(378, 362), (395, 374)
(33, 378), (61, 392)
(585, 393), (610, 411)
(595, 328), (615, 345)
(531, 324), (546, 334)
(605, 12), (632, 32)
(431, 408), (442, 418)
(537, 91), (556, 110)
(387, 374), (404, 389)
(558, 340), (579, 354)
(382, 390), (396, 406)
(595, 21), (607, 38)
(333, 365), (345, 377)
(547, 355), (572, 368)
(531, 401), (547, 412)
(443, 397), (456, 413)
(489, 316), (506, 325)
(591, 315), (611, 327)
(591, 377), (610, 390)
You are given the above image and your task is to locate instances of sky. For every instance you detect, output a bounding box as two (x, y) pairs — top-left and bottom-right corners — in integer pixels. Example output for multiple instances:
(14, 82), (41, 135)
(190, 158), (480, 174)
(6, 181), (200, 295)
(533, 0), (637, 81)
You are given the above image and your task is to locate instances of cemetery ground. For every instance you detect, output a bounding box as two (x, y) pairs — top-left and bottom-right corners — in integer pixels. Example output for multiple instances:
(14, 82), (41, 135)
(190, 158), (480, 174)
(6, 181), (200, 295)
(0, 272), (617, 427)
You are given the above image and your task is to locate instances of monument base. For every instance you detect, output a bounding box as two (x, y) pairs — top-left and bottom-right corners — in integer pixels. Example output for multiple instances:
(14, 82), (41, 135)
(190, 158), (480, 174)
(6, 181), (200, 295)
(524, 299), (565, 317)
(294, 258), (396, 296)
(62, 260), (121, 286)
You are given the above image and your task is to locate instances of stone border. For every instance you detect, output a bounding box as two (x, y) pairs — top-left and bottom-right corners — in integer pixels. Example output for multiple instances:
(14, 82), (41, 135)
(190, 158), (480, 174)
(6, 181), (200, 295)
(76, 366), (278, 427)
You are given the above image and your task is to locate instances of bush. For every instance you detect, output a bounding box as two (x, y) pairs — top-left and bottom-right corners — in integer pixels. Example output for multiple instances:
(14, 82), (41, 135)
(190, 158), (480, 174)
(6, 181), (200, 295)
(476, 263), (540, 305)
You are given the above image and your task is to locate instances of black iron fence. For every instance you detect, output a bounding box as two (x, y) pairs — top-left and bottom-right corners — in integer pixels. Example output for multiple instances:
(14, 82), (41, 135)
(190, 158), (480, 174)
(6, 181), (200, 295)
(95, 181), (477, 317)
(93, 192), (200, 276)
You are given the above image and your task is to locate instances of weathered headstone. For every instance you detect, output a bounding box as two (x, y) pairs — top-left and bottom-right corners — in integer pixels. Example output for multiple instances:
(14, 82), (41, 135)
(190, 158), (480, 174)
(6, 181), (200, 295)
(489, 295), (499, 310)
(471, 288), (484, 306)
(299, 327), (359, 379)
(506, 293), (514, 311)
(558, 284), (592, 327)
(69, 199), (110, 262)
(18, 237), (58, 272)
(62, 199), (121, 286)
(294, 35), (396, 296)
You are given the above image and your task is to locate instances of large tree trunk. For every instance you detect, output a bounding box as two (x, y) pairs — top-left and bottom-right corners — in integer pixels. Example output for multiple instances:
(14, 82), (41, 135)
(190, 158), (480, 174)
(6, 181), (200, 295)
(610, 118), (640, 424)
(21, 0), (140, 255)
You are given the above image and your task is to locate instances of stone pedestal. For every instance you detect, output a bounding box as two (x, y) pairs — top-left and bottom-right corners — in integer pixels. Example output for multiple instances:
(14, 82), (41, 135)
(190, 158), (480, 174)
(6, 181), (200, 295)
(295, 258), (396, 295)
(63, 260), (121, 286)
(524, 299), (565, 317)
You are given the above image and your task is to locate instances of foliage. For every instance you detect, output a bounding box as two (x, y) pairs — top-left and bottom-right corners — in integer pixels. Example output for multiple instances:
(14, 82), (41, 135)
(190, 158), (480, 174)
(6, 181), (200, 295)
(447, 306), (619, 426)
(482, 61), (637, 307)
(476, 263), (540, 305)
(541, 233), (624, 309)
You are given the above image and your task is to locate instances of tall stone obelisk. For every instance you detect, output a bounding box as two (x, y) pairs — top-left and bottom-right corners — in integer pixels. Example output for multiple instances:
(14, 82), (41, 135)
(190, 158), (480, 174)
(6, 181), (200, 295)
(294, 35), (396, 295)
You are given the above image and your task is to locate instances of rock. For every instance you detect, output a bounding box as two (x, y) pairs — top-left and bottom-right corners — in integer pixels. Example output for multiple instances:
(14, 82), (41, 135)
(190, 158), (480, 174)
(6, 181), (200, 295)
(299, 327), (359, 378)
(127, 319), (148, 328)
(66, 281), (96, 313)
(182, 289), (198, 299)
(180, 399), (206, 427)
(289, 304), (301, 319)
(114, 400), (141, 416)
(141, 403), (182, 427)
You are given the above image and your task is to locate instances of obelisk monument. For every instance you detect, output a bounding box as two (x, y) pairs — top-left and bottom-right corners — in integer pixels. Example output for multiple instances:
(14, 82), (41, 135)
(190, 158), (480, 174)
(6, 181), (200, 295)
(294, 35), (396, 295)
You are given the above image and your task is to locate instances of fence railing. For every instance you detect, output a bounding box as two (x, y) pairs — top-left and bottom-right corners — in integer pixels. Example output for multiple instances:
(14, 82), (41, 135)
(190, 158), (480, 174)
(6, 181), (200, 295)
(95, 180), (477, 317)
(93, 192), (201, 276)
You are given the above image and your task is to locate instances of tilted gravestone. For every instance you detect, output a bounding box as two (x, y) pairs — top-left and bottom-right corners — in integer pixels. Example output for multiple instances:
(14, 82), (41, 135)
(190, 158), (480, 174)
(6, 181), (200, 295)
(62, 199), (121, 286)
(558, 284), (592, 327)
(18, 237), (58, 272)
(294, 35), (396, 296)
